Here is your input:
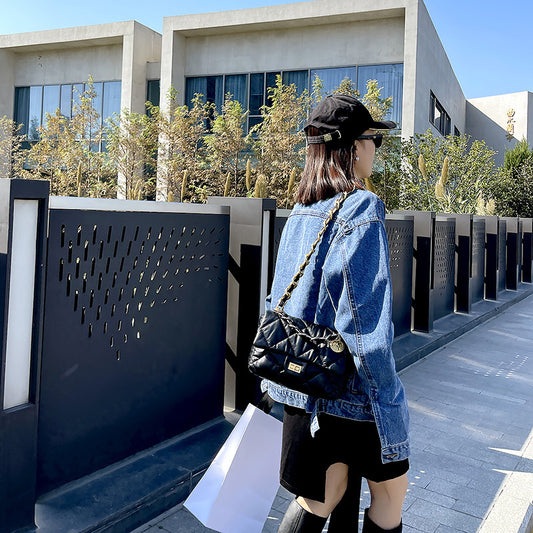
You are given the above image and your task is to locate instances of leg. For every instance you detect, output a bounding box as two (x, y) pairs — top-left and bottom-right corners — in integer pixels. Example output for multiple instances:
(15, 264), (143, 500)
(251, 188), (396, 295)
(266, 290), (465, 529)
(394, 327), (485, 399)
(365, 473), (408, 530)
(297, 462), (349, 518)
(277, 463), (349, 532)
(327, 469), (362, 533)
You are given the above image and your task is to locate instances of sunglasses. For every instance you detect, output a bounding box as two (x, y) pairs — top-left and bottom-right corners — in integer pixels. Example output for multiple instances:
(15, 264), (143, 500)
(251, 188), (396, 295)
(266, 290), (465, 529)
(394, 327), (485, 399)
(356, 134), (383, 149)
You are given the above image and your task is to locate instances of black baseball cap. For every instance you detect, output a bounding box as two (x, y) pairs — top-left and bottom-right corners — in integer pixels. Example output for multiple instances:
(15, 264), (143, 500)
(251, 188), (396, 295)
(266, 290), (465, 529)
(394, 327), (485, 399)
(304, 94), (397, 145)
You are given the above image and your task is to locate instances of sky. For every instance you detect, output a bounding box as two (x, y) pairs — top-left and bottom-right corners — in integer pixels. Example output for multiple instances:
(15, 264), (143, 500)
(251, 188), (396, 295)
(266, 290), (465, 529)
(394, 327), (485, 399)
(1, 0), (531, 100)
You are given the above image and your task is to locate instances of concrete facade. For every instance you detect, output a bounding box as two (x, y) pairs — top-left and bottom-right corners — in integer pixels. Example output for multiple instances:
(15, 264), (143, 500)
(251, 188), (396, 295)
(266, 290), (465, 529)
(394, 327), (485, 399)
(0, 21), (161, 118)
(160, 0), (468, 141)
(467, 91), (533, 165)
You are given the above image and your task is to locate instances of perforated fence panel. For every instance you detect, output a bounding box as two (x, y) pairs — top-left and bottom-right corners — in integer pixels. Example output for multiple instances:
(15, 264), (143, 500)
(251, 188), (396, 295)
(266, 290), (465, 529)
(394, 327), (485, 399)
(471, 219), (485, 303)
(433, 220), (456, 320)
(498, 220), (507, 292)
(272, 213), (413, 338)
(385, 219), (413, 337)
(37, 208), (229, 495)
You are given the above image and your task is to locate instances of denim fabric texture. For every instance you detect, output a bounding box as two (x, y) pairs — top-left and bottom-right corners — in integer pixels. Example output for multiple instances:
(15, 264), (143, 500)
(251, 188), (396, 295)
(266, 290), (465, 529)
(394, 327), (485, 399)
(261, 189), (410, 463)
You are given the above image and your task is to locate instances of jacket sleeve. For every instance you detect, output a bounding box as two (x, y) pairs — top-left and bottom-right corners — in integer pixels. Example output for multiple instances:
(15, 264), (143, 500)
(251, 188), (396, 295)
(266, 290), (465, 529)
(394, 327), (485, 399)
(330, 218), (403, 404)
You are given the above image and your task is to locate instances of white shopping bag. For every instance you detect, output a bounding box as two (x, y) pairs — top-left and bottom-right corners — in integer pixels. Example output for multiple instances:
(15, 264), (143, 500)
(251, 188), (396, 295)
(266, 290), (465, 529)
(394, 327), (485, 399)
(184, 403), (283, 533)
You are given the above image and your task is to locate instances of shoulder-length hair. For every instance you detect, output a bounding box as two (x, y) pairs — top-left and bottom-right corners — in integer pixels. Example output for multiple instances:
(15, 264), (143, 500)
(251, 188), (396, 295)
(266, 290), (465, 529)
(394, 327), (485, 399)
(294, 126), (365, 205)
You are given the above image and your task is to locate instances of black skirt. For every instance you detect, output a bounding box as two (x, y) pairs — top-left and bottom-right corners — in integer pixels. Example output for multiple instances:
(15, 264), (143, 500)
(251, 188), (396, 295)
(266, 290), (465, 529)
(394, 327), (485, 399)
(280, 405), (409, 503)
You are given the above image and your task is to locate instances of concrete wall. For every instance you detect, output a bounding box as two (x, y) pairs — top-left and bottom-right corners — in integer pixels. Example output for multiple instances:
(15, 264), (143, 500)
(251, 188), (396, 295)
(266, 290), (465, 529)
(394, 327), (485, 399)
(0, 21), (161, 117)
(13, 44), (123, 86)
(466, 91), (532, 166)
(162, 0), (408, 106)
(411, 0), (466, 137)
(0, 50), (15, 119)
(121, 22), (162, 114)
(182, 17), (404, 77)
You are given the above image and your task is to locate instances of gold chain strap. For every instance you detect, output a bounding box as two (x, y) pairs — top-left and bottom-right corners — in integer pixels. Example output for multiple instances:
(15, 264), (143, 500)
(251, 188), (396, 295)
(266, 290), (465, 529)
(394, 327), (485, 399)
(275, 192), (348, 312)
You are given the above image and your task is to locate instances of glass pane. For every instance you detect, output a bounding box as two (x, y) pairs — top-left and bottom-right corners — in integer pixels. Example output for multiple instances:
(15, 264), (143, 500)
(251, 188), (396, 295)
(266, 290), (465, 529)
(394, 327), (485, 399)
(72, 84), (84, 114)
(248, 115), (263, 135)
(14, 87), (30, 136)
(60, 85), (72, 119)
(311, 67), (356, 96)
(146, 80), (160, 108)
(249, 73), (264, 115)
(224, 74), (248, 110)
(358, 64), (403, 126)
(89, 82), (103, 124)
(444, 113), (451, 136)
(282, 70), (309, 96)
(42, 85), (60, 125)
(186, 76), (207, 107)
(206, 76), (223, 112)
(434, 103), (442, 132)
(102, 81), (121, 124)
(265, 72), (280, 107)
(28, 86), (43, 141)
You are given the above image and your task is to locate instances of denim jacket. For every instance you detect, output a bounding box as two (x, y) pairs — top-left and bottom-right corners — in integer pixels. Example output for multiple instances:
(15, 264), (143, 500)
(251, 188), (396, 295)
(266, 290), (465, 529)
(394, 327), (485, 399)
(262, 189), (410, 463)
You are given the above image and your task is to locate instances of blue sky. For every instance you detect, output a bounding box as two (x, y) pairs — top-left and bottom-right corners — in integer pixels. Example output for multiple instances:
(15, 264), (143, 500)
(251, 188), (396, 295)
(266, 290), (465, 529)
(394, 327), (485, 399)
(1, 0), (531, 100)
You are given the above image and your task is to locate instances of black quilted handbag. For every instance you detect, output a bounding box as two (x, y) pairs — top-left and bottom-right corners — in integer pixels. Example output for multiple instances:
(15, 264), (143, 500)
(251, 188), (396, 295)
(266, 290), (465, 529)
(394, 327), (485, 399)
(248, 193), (355, 400)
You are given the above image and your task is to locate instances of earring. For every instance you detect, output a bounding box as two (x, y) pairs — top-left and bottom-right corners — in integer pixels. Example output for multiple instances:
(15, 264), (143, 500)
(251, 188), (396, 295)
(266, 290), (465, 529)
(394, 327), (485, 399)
(355, 156), (360, 161)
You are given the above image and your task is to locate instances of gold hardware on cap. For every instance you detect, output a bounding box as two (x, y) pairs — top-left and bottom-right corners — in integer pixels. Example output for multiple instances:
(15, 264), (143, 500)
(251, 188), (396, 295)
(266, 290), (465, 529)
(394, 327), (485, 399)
(323, 133), (332, 142)
(288, 362), (303, 373)
(330, 338), (345, 353)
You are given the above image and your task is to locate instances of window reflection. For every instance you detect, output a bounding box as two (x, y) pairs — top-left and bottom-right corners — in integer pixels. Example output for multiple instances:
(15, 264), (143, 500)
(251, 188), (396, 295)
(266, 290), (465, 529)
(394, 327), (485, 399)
(28, 86), (43, 141)
(60, 85), (72, 119)
(14, 80), (122, 149)
(311, 67), (357, 95)
(358, 64), (403, 126)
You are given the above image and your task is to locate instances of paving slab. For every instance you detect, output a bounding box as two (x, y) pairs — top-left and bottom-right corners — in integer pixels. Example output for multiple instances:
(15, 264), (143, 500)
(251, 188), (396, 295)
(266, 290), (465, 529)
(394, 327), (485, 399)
(134, 292), (533, 533)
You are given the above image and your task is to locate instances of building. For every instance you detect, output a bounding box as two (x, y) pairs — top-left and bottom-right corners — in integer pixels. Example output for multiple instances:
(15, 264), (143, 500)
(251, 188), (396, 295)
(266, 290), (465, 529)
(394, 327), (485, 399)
(0, 0), (531, 194)
(0, 21), (161, 161)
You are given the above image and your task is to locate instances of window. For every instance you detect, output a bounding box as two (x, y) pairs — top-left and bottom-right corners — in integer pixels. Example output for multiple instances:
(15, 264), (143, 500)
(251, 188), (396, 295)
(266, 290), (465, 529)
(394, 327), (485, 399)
(430, 91), (451, 136)
(146, 80), (160, 109)
(454, 126), (460, 137)
(14, 81), (122, 150)
(358, 64), (403, 127)
(185, 64), (403, 133)
(311, 67), (357, 96)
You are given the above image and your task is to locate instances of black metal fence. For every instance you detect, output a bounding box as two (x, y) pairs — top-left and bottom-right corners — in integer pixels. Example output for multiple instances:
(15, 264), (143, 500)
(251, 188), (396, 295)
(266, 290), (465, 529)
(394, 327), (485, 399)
(1, 180), (533, 532)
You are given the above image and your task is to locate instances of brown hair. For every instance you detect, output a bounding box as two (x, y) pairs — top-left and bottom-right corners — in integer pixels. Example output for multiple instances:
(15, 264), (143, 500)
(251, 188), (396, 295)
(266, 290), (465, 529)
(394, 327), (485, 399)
(294, 127), (365, 205)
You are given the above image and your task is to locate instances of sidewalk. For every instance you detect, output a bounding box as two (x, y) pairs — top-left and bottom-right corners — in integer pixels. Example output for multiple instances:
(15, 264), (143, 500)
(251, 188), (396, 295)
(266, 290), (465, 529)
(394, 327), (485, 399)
(133, 294), (533, 533)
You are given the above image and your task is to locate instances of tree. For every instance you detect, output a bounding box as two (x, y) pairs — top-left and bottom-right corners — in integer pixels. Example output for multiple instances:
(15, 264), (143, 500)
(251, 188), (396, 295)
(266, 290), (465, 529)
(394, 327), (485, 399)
(105, 108), (158, 200)
(0, 116), (26, 179)
(504, 138), (532, 175)
(491, 141), (533, 216)
(21, 78), (114, 197)
(400, 131), (497, 214)
(248, 75), (309, 203)
(154, 89), (211, 202)
(204, 93), (249, 197)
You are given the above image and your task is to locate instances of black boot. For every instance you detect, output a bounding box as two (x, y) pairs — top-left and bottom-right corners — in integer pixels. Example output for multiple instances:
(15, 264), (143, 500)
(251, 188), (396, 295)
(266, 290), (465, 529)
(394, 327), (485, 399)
(278, 498), (327, 533)
(362, 508), (402, 532)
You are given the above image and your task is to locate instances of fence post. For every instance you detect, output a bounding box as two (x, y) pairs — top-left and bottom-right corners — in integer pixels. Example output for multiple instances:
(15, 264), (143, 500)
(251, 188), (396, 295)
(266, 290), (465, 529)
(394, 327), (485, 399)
(482, 216), (499, 300)
(521, 218), (532, 283)
(393, 210), (435, 333)
(384, 215), (414, 338)
(207, 197), (276, 411)
(0, 179), (49, 533)
(441, 213), (473, 314)
(502, 217), (520, 290)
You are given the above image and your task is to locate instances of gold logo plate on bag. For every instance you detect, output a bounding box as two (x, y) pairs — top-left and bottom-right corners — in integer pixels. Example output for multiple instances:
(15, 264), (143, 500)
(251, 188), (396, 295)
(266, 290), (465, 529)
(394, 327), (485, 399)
(330, 339), (345, 353)
(288, 362), (303, 373)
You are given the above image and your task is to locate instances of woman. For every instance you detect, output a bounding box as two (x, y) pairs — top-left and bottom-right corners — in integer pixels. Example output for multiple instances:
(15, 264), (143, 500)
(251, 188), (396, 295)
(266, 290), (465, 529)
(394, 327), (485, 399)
(261, 95), (410, 533)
